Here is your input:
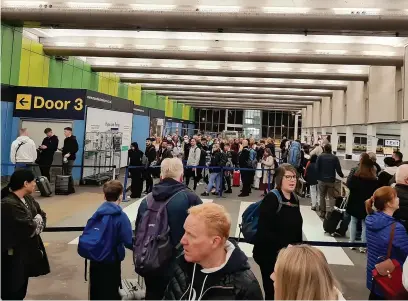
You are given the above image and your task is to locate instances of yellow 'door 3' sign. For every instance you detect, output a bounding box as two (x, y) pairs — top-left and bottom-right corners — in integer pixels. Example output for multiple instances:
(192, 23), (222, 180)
(13, 88), (86, 120)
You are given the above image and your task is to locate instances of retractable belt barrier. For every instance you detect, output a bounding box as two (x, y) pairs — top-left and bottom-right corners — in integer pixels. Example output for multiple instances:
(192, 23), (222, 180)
(42, 226), (366, 248)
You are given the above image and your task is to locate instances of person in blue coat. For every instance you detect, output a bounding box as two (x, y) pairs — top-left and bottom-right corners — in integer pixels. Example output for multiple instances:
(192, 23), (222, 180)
(365, 186), (408, 300)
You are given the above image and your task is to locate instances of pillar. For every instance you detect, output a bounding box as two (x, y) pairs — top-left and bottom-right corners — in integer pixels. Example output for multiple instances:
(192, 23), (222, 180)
(345, 126), (354, 158)
(294, 114), (299, 140)
(331, 127), (338, 154)
(401, 123), (408, 159)
(301, 128), (306, 143)
(307, 129), (312, 145)
(367, 125), (377, 154)
(313, 128), (318, 145)
(225, 109), (228, 130)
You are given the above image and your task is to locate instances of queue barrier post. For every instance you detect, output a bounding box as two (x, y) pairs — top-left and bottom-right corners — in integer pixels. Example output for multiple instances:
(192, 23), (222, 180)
(122, 166), (129, 202)
(267, 169), (271, 192)
(219, 166), (223, 198)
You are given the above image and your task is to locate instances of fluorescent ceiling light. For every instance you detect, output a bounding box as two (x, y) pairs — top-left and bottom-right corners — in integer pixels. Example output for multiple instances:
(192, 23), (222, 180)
(262, 7), (310, 14)
(223, 47), (255, 52)
(198, 5), (241, 13)
(269, 48), (300, 53)
(3, 1), (47, 7)
(54, 42), (86, 47)
(362, 50), (397, 56)
(135, 44), (166, 50)
(159, 63), (187, 68)
(331, 8), (382, 15)
(299, 68), (327, 73)
(66, 2), (112, 9)
(178, 46), (209, 51)
(194, 64), (221, 69)
(315, 50), (348, 55)
(94, 43), (123, 48)
(130, 4), (176, 10)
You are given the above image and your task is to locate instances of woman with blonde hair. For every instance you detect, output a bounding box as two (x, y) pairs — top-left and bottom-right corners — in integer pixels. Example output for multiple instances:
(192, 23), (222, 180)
(272, 245), (344, 300)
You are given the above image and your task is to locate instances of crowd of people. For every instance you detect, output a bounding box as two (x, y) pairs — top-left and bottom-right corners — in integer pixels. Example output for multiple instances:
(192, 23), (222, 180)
(2, 131), (408, 300)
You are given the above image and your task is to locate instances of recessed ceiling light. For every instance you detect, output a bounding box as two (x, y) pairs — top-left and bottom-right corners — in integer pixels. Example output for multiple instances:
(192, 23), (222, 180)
(66, 2), (112, 9)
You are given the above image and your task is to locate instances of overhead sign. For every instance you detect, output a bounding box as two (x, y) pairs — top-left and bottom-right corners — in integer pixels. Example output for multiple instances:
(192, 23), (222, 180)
(13, 87), (86, 120)
(384, 139), (400, 147)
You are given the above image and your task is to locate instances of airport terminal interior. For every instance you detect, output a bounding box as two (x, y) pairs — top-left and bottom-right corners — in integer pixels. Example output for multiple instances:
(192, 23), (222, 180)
(1, 0), (408, 300)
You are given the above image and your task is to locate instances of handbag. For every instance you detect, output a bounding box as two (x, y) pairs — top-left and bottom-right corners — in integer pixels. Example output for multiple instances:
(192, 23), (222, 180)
(372, 223), (408, 299)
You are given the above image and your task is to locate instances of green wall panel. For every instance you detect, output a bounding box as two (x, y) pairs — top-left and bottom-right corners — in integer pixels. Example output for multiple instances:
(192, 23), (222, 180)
(61, 63), (74, 88)
(1, 25), (13, 84)
(18, 48), (30, 86)
(48, 59), (63, 88)
(82, 70), (91, 89)
(10, 29), (22, 86)
(72, 67), (83, 89)
(90, 72), (99, 91)
(158, 95), (166, 111)
(118, 83), (129, 99)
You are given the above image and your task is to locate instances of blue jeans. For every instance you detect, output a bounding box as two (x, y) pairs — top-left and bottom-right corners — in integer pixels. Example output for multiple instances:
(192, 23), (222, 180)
(207, 172), (221, 193)
(349, 215), (366, 243)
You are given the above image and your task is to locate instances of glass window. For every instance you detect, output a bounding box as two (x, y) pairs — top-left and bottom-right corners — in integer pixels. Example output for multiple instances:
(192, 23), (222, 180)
(235, 110), (243, 124)
(199, 109), (206, 122)
(262, 111), (268, 126)
(275, 126), (282, 139)
(206, 110), (213, 124)
(262, 126), (268, 138)
(213, 110), (220, 124)
(276, 112), (282, 126)
(354, 137), (360, 144)
(219, 123), (225, 132)
(268, 111), (275, 126)
(220, 110), (226, 123)
(195, 110), (200, 122)
(361, 137), (367, 145)
(378, 138), (384, 146)
(228, 110), (235, 124)
(339, 136), (346, 143)
(199, 122), (205, 131)
(289, 127), (295, 140)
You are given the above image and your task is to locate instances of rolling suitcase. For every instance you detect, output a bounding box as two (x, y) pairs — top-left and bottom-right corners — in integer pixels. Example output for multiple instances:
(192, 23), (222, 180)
(119, 278), (146, 300)
(323, 196), (347, 234)
(36, 176), (52, 197)
(233, 170), (240, 187)
(55, 175), (71, 195)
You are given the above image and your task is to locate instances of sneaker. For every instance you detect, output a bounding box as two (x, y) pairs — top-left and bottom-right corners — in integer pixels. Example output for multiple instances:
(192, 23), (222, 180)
(211, 191), (219, 196)
(238, 193), (249, 197)
(349, 247), (357, 250)
(224, 189), (232, 194)
(359, 247), (367, 253)
(311, 206), (317, 211)
(332, 231), (345, 238)
(201, 192), (209, 196)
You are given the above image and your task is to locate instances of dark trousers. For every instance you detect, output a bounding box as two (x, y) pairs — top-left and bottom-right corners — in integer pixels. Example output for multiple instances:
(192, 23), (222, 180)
(1, 252), (29, 300)
(256, 259), (276, 300)
(185, 168), (198, 190)
(241, 171), (251, 195)
(337, 212), (362, 239)
(62, 160), (75, 193)
(90, 260), (121, 300)
(130, 171), (143, 198)
(144, 274), (170, 300)
(224, 173), (232, 190)
(39, 164), (51, 182)
(369, 291), (386, 300)
(144, 169), (153, 193)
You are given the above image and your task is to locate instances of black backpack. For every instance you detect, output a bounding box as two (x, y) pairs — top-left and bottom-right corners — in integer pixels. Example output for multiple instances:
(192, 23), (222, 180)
(199, 147), (207, 166)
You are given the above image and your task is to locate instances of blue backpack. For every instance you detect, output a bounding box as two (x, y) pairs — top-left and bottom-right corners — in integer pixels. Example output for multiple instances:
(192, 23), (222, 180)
(239, 189), (298, 244)
(78, 214), (117, 262)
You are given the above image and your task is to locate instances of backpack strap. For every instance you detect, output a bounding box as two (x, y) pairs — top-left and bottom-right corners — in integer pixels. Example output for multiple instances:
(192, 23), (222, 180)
(146, 189), (187, 213)
(271, 189), (299, 214)
(15, 141), (26, 162)
(386, 223), (396, 259)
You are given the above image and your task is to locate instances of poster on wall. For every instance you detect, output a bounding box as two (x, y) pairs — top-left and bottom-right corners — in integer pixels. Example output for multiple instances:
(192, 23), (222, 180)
(85, 107), (133, 169)
(149, 118), (164, 138)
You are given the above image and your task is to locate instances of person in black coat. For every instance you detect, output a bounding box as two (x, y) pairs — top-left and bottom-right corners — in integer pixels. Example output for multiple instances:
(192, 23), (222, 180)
(128, 142), (145, 198)
(238, 140), (253, 197)
(346, 157), (380, 251)
(144, 138), (157, 193)
(1, 169), (50, 300)
(37, 128), (59, 181)
(253, 164), (303, 300)
(304, 154), (319, 210)
(62, 127), (78, 193)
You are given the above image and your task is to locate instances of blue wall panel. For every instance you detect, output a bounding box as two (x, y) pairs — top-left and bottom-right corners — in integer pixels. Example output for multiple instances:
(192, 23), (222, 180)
(73, 119), (85, 181)
(1, 102), (15, 176)
(132, 115), (150, 152)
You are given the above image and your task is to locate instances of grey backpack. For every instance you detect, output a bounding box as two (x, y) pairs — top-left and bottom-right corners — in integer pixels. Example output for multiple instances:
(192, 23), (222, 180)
(133, 190), (184, 276)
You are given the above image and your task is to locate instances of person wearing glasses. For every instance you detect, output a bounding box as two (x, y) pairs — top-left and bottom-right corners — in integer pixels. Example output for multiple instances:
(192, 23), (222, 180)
(253, 164), (303, 300)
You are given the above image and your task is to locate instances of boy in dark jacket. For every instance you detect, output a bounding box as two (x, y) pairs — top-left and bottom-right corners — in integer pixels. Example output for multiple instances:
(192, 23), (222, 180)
(80, 180), (133, 300)
(38, 127), (59, 181)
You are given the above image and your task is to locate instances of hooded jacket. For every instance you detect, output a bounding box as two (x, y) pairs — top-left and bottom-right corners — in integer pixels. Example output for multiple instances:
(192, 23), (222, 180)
(164, 240), (263, 300)
(38, 135), (59, 165)
(89, 202), (133, 262)
(135, 179), (202, 247)
(187, 145), (201, 167)
(394, 184), (408, 230)
(10, 136), (37, 164)
(366, 212), (408, 296)
(288, 141), (302, 168)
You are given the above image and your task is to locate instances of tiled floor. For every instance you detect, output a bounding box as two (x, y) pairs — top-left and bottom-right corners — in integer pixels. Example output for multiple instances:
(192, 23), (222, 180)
(27, 180), (371, 300)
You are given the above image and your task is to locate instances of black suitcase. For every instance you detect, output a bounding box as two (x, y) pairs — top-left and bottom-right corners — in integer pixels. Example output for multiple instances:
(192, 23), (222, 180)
(55, 175), (71, 195)
(36, 176), (52, 197)
(323, 196), (347, 234)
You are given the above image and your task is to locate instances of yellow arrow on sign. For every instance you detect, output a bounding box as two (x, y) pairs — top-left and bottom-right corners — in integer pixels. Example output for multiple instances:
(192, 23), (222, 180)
(15, 94), (32, 110)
